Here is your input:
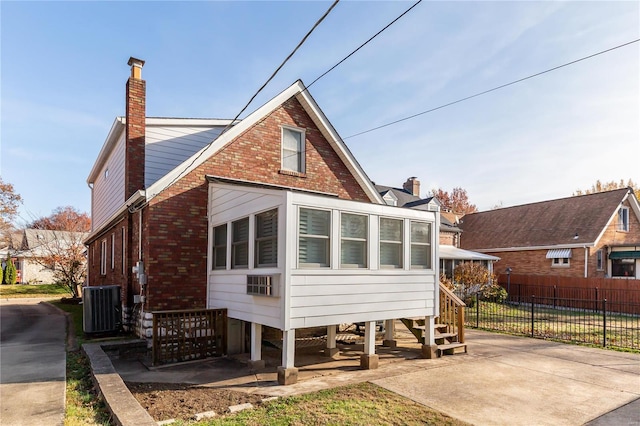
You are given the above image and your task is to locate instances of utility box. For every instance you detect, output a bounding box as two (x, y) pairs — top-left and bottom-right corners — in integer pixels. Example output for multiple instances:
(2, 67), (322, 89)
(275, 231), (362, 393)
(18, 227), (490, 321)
(83, 285), (121, 333)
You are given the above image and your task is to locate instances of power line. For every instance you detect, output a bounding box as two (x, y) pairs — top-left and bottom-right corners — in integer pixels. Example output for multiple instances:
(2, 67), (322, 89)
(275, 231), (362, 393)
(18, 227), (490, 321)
(147, 0), (340, 202)
(306, 0), (422, 90)
(344, 38), (640, 140)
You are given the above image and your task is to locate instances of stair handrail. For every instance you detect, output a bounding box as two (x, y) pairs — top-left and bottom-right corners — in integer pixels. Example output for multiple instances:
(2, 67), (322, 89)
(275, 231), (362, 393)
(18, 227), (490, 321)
(439, 282), (466, 343)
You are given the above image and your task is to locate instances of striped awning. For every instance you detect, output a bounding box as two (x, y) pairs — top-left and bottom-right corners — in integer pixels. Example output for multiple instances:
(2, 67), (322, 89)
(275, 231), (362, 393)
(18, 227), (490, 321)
(546, 248), (572, 259)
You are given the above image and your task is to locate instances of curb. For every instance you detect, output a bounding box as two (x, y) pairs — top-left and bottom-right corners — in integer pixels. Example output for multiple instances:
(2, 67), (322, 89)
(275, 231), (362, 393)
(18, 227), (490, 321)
(83, 343), (157, 426)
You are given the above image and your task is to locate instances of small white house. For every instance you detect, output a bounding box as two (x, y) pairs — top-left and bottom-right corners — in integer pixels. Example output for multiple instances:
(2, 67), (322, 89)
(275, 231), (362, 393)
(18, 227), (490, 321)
(207, 177), (440, 384)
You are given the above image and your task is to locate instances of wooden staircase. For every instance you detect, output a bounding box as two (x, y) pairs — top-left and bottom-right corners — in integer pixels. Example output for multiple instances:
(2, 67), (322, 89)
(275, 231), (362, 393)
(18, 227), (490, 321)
(400, 283), (468, 357)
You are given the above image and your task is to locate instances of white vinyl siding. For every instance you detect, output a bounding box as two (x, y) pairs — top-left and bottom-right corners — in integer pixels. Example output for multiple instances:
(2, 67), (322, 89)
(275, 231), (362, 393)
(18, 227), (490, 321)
(145, 125), (226, 187)
(255, 209), (278, 268)
(340, 213), (367, 268)
(299, 208), (330, 267)
(380, 217), (403, 268)
(92, 132), (126, 231)
(207, 183), (438, 331)
(281, 127), (305, 173)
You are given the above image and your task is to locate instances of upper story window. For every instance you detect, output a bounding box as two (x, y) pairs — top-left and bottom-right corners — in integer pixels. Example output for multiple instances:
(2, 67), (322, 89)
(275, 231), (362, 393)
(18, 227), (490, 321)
(380, 217), (403, 268)
(618, 206), (629, 232)
(232, 218), (249, 269)
(255, 209), (278, 268)
(299, 208), (330, 267)
(281, 126), (305, 174)
(410, 221), (432, 269)
(340, 213), (368, 268)
(212, 224), (227, 270)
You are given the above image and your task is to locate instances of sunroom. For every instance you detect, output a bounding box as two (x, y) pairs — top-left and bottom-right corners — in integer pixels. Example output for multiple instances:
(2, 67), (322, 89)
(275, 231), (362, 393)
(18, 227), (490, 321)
(206, 177), (440, 384)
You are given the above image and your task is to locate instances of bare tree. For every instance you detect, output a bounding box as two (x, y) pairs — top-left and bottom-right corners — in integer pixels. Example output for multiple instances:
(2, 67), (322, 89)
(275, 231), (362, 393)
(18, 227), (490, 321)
(574, 179), (638, 199)
(0, 178), (22, 248)
(430, 187), (478, 214)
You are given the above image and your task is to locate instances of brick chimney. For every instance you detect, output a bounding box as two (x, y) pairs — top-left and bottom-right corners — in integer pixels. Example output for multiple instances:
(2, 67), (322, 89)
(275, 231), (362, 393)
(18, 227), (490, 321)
(403, 177), (420, 197)
(125, 57), (146, 199)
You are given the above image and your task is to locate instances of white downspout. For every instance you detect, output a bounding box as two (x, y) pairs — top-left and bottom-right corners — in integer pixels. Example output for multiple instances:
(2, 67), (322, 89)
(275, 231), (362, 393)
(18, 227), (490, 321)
(584, 246), (588, 278)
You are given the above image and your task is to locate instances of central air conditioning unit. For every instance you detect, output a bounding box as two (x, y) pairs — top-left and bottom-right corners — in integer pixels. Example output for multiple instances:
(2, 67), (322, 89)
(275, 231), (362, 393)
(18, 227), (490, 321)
(83, 285), (121, 333)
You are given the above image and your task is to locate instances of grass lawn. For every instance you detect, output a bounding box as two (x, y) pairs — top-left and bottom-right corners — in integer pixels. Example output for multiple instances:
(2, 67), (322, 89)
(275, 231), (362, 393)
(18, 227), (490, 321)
(0, 283), (71, 298)
(188, 382), (469, 426)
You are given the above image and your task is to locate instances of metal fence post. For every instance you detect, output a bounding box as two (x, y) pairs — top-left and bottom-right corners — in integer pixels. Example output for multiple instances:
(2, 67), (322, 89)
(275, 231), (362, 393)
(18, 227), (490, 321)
(602, 298), (607, 348)
(476, 294), (480, 328)
(553, 286), (557, 310)
(531, 295), (535, 338)
(595, 288), (599, 312)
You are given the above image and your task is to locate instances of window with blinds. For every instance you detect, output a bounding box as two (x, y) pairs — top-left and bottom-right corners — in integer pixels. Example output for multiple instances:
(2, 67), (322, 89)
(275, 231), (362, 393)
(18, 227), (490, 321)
(299, 208), (330, 267)
(232, 217), (249, 269)
(255, 209), (278, 268)
(282, 127), (305, 173)
(410, 221), (431, 269)
(380, 217), (402, 268)
(212, 224), (227, 270)
(341, 213), (368, 268)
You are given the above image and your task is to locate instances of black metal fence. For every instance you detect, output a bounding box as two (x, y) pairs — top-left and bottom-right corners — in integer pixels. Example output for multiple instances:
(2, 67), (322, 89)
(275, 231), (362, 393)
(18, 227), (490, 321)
(465, 293), (640, 351)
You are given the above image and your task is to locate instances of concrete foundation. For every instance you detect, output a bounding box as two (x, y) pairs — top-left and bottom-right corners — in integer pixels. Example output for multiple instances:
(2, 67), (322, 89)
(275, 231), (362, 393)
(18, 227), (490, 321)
(421, 344), (439, 359)
(323, 347), (340, 357)
(247, 359), (265, 370)
(382, 339), (397, 348)
(360, 354), (379, 370)
(277, 366), (299, 385)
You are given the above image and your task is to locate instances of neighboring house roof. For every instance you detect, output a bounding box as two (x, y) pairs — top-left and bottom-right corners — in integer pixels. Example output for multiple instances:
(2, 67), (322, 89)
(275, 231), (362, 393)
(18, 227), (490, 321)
(375, 184), (462, 233)
(459, 188), (638, 251)
(18, 229), (88, 258)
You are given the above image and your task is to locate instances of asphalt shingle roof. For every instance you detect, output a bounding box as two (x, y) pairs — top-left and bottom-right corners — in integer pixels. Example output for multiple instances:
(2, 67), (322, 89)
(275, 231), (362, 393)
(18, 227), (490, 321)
(459, 188), (631, 250)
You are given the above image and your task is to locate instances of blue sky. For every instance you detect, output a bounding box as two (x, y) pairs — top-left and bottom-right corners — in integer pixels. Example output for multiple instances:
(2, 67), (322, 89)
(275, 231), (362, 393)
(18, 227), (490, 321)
(1, 1), (638, 224)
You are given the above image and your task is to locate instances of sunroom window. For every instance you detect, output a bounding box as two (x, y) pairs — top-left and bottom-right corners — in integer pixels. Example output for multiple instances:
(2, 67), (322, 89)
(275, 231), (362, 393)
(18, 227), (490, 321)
(231, 218), (249, 269)
(341, 213), (368, 268)
(255, 209), (278, 268)
(212, 224), (227, 270)
(410, 221), (431, 269)
(380, 217), (402, 268)
(299, 208), (330, 267)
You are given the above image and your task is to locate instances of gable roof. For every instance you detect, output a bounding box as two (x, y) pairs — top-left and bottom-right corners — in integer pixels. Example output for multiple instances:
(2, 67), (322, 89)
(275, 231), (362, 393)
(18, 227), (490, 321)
(459, 188), (637, 251)
(375, 184), (461, 233)
(145, 80), (383, 205)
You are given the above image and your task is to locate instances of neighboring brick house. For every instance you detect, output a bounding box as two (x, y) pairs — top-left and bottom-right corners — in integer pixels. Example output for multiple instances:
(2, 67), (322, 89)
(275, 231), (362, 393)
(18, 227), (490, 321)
(85, 58), (442, 384)
(459, 188), (640, 279)
(376, 178), (499, 278)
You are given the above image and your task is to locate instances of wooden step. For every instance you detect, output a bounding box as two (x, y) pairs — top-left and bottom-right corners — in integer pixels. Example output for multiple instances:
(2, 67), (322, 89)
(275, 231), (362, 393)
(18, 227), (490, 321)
(435, 332), (458, 340)
(437, 342), (467, 356)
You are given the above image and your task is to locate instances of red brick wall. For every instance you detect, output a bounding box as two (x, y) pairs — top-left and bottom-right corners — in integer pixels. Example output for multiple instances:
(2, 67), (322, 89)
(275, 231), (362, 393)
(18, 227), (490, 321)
(143, 96), (373, 311)
(491, 248), (589, 277)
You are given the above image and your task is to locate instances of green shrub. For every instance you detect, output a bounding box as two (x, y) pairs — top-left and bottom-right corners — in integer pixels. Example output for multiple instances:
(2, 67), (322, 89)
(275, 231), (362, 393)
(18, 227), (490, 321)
(3, 257), (17, 285)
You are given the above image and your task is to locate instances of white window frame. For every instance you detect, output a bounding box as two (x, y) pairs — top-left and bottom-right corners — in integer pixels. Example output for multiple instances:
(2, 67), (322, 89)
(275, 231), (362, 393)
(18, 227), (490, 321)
(596, 249), (604, 271)
(281, 126), (306, 174)
(231, 218), (249, 269)
(618, 206), (629, 232)
(298, 207), (331, 268)
(340, 212), (368, 268)
(212, 223), (228, 270)
(410, 221), (432, 270)
(110, 233), (115, 270)
(551, 257), (570, 268)
(379, 217), (403, 269)
(100, 239), (107, 276)
(121, 227), (126, 274)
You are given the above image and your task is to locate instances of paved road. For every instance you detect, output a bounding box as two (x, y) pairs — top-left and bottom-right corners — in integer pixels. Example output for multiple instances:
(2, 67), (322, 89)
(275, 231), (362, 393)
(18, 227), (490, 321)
(0, 299), (66, 426)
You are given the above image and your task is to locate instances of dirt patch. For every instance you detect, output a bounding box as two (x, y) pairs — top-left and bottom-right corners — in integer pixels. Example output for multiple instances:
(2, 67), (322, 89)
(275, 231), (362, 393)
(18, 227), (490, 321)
(126, 382), (267, 421)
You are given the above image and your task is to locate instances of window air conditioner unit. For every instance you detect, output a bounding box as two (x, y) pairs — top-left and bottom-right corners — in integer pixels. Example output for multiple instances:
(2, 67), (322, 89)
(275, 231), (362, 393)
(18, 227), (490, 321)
(83, 285), (121, 333)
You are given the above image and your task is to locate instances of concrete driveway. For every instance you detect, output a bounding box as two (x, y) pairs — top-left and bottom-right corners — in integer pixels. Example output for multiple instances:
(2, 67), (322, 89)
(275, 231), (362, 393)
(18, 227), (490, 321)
(103, 326), (639, 425)
(372, 330), (640, 426)
(0, 298), (66, 426)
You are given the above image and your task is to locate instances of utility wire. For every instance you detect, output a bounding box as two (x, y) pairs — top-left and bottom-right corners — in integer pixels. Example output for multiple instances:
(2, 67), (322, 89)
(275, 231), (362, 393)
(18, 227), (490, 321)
(221, 0), (340, 135)
(146, 0), (340, 202)
(344, 38), (640, 140)
(306, 0), (422, 90)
